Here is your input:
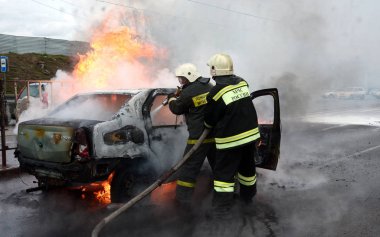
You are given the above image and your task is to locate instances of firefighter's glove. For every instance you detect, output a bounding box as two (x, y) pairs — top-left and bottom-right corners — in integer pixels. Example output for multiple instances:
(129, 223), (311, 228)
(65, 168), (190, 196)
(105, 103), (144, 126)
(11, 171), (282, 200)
(162, 94), (174, 106)
(174, 86), (182, 97)
(167, 93), (177, 104)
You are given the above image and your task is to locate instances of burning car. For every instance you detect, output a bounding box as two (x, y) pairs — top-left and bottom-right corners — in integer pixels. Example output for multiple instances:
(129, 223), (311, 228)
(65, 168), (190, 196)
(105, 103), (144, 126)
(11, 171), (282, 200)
(322, 87), (366, 99)
(16, 87), (281, 203)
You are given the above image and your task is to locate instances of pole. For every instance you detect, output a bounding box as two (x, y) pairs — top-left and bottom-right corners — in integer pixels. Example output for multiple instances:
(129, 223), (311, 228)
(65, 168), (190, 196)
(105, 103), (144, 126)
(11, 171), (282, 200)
(91, 128), (211, 237)
(1, 74), (6, 167)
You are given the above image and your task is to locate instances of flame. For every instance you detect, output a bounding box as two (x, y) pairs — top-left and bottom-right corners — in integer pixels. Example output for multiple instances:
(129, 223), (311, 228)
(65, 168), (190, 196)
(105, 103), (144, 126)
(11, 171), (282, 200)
(93, 172), (114, 204)
(55, 9), (166, 103)
(74, 26), (156, 90)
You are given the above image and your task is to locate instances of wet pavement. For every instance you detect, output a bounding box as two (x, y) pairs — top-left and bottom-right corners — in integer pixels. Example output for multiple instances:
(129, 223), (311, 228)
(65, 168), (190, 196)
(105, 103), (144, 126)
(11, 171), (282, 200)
(2, 99), (380, 236)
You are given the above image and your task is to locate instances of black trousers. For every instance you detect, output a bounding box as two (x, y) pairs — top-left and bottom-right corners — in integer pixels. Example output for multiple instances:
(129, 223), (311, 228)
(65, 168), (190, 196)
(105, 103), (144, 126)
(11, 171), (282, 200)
(213, 142), (257, 213)
(175, 142), (215, 204)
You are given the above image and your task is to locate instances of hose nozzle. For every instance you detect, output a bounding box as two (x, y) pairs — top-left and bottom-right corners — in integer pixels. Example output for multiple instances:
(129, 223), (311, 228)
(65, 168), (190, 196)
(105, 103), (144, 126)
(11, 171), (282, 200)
(162, 98), (169, 106)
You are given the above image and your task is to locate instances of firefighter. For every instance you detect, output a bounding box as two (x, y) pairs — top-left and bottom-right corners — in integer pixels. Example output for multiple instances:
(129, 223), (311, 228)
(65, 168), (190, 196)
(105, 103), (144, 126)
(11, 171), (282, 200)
(167, 63), (215, 212)
(41, 84), (48, 109)
(204, 53), (260, 218)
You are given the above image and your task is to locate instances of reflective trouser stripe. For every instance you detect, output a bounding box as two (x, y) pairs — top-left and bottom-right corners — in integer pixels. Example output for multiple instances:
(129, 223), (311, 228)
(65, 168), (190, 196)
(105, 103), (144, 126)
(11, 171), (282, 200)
(216, 132), (260, 149)
(177, 180), (195, 188)
(187, 138), (215, 144)
(237, 173), (257, 186)
(214, 180), (234, 192)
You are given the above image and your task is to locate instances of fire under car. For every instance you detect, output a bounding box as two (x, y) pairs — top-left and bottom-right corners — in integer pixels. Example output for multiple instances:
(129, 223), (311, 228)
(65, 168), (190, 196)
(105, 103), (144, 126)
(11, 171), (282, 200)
(15, 87), (281, 203)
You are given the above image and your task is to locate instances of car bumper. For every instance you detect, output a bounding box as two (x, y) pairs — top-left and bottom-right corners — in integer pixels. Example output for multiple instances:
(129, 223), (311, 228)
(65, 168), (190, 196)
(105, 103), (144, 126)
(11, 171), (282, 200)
(18, 154), (121, 185)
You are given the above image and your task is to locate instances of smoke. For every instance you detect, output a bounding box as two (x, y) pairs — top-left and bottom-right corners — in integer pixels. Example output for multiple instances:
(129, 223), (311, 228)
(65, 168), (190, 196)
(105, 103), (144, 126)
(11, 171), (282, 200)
(10, 1), (380, 235)
(19, 0), (379, 121)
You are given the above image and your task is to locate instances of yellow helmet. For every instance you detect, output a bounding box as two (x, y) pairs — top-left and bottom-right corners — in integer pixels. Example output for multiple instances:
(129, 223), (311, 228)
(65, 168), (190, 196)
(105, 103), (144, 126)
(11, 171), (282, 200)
(207, 53), (234, 76)
(175, 63), (201, 83)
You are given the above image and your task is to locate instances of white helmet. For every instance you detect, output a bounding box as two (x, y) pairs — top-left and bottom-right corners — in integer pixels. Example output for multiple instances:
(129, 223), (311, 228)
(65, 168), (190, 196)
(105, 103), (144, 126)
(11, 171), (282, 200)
(175, 63), (201, 83)
(207, 53), (234, 76)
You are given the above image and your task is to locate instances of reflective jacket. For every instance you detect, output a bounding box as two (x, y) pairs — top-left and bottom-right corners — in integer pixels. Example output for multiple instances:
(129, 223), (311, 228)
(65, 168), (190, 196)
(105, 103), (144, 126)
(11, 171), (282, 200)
(204, 75), (260, 150)
(169, 77), (214, 140)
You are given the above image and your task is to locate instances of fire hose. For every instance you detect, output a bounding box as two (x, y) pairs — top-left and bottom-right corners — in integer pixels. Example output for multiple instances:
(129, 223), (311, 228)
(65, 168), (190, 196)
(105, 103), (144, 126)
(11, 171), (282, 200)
(91, 128), (210, 237)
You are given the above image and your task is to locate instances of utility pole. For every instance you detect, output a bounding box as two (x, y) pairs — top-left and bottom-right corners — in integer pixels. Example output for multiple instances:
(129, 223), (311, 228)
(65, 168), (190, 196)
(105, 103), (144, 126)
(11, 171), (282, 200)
(1, 56), (8, 167)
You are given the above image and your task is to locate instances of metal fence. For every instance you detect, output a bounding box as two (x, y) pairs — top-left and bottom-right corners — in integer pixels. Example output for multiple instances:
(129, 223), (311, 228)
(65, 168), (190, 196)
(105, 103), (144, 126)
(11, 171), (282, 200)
(0, 34), (90, 56)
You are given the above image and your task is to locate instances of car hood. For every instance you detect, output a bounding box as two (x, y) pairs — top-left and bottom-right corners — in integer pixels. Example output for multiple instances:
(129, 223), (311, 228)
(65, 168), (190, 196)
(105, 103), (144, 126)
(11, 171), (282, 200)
(19, 117), (103, 128)
(17, 118), (103, 163)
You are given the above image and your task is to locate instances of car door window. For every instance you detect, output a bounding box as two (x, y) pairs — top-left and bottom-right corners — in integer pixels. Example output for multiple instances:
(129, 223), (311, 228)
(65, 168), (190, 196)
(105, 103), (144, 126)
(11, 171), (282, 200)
(150, 95), (184, 127)
(252, 96), (274, 124)
(147, 92), (187, 171)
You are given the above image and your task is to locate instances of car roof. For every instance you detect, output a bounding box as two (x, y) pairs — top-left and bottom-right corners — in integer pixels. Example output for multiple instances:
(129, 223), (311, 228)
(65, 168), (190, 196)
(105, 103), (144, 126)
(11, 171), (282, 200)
(75, 89), (144, 96)
(73, 88), (175, 96)
(29, 82), (49, 86)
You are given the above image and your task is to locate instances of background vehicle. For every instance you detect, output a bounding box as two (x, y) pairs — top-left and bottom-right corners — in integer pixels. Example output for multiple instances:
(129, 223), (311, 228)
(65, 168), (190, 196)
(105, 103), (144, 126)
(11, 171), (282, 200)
(368, 88), (380, 99)
(15, 81), (51, 121)
(16, 88), (281, 203)
(323, 87), (366, 99)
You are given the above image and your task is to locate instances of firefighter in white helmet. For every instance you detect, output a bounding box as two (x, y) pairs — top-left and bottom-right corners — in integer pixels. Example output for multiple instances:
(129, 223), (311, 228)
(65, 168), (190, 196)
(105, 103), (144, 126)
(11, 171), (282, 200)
(204, 53), (260, 219)
(167, 63), (215, 213)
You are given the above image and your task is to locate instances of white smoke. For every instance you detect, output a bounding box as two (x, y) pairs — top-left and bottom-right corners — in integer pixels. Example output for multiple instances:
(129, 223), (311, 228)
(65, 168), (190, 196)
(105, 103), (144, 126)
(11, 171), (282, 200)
(11, 1), (380, 235)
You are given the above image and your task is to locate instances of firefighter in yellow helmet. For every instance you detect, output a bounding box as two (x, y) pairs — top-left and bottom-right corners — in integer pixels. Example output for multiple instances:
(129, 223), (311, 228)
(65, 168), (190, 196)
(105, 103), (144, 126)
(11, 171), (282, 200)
(167, 63), (215, 213)
(204, 53), (260, 218)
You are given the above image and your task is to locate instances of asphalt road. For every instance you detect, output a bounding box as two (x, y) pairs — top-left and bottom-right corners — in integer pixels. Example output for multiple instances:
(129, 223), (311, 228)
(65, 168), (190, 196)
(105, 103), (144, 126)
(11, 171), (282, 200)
(1, 98), (380, 237)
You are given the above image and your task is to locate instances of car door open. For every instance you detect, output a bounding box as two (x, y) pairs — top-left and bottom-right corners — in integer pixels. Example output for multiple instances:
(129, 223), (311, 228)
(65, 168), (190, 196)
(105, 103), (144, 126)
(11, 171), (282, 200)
(251, 88), (281, 171)
(144, 89), (187, 169)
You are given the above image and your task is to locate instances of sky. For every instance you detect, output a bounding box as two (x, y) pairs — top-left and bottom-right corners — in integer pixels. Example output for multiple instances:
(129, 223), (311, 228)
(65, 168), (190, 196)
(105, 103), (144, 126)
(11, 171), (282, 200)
(1, 0), (380, 96)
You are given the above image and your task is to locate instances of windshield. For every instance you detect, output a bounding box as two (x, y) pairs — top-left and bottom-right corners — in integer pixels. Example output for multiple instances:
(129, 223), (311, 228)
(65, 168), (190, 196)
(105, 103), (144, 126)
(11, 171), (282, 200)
(49, 93), (133, 121)
(18, 84), (40, 99)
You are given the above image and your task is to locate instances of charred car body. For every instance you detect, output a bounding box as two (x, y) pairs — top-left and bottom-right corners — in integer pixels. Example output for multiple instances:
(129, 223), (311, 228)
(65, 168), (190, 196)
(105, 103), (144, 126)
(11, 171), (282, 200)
(16, 88), (281, 202)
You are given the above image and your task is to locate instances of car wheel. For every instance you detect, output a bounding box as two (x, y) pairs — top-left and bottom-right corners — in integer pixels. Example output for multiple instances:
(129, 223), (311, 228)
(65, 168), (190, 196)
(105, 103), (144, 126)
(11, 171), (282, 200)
(110, 159), (157, 203)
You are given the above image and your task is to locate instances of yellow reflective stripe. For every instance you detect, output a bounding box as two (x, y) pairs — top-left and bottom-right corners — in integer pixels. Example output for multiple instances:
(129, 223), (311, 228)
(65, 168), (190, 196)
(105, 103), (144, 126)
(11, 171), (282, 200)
(214, 187), (234, 192)
(237, 173), (257, 186)
(187, 138), (215, 144)
(212, 81), (248, 101)
(176, 180), (195, 188)
(204, 122), (213, 128)
(222, 85), (250, 105)
(214, 180), (235, 187)
(216, 133), (260, 149)
(192, 92), (209, 107)
(215, 128), (259, 144)
(214, 180), (235, 193)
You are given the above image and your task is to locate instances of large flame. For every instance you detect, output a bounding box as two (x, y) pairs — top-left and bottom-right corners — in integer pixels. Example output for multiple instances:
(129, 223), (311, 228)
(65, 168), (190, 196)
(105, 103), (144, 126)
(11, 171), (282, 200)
(55, 10), (166, 103)
(74, 27), (156, 90)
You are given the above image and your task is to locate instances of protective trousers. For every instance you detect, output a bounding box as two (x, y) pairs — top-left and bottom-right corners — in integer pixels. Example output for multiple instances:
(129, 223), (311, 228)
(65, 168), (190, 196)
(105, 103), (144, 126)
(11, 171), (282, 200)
(175, 142), (215, 205)
(212, 142), (257, 218)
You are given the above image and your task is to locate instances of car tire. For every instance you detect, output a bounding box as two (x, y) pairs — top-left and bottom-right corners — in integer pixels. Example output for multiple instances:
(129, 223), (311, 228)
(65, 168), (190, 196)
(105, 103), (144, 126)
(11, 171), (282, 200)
(110, 159), (157, 203)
